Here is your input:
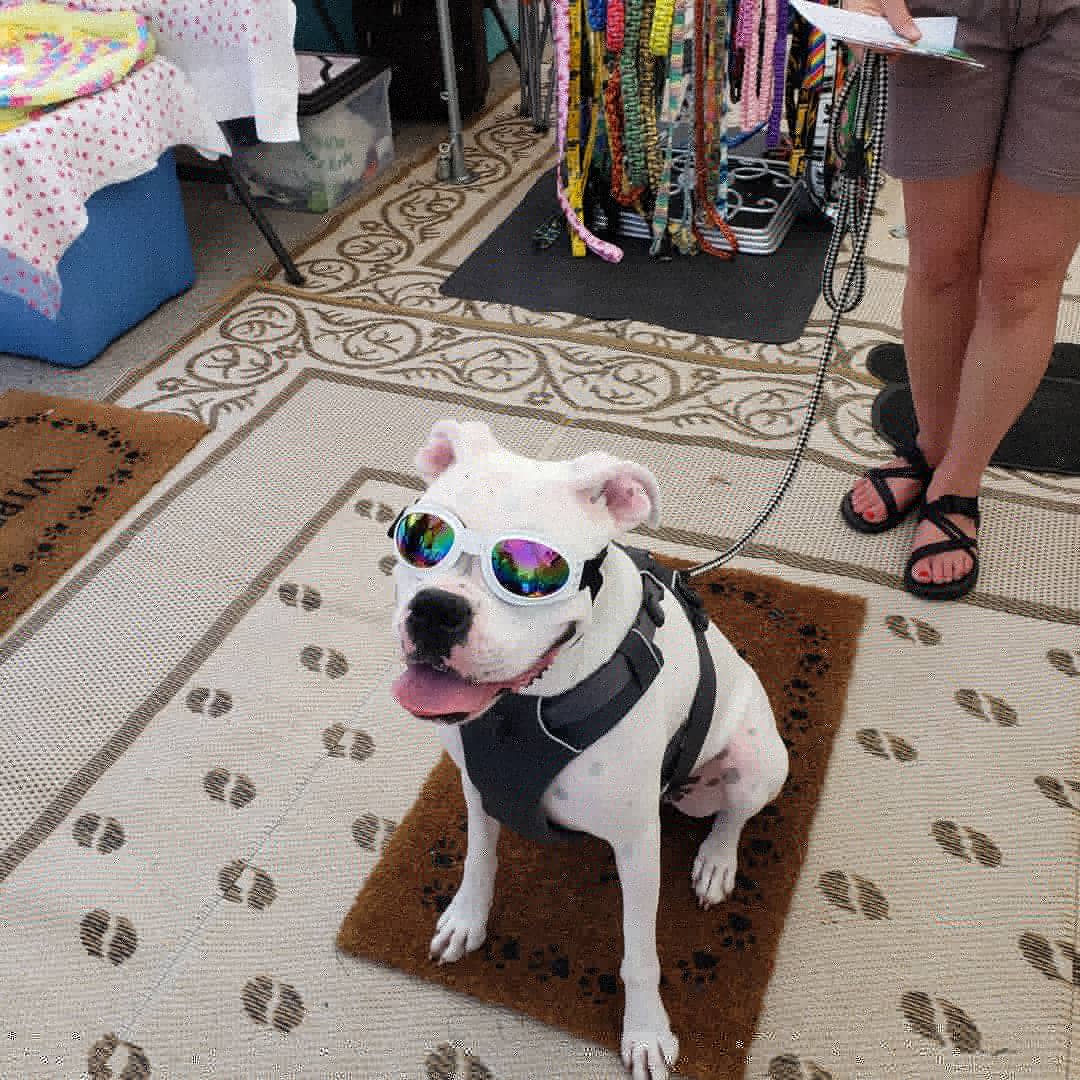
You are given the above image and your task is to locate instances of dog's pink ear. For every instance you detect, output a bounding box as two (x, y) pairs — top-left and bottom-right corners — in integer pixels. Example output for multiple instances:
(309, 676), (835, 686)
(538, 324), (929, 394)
(569, 452), (661, 530)
(415, 420), (498, 483)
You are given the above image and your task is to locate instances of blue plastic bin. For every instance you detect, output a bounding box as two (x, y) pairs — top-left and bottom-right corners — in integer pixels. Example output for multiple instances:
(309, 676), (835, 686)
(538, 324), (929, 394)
(0, 150), (195, 369)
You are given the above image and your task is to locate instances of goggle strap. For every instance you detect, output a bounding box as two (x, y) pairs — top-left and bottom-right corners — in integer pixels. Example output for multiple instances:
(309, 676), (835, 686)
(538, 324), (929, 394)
(579, 546), (608, 603)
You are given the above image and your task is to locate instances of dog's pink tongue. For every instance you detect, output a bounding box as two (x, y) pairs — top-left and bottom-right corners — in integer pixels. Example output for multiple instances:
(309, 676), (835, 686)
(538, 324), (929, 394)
(393, 647), (561, 719)
(392, 665), (501, 718)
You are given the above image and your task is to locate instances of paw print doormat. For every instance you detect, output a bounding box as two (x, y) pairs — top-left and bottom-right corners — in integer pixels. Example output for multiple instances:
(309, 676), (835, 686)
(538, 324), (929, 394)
(338, 563), (866, 1079)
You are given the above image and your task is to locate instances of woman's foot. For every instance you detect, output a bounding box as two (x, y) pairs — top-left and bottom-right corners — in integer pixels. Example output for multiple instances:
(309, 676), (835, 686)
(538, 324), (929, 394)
(841, 442), (935, 533)
(904, 475), (980, 599)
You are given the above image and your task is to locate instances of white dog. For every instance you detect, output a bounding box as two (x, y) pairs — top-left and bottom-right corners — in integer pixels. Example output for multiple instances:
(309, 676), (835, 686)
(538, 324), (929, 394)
(390, 420), (789, 1080)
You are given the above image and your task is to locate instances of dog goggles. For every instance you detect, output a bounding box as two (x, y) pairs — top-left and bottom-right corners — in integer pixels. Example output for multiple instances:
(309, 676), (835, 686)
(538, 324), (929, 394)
(390, 504), (586, 606)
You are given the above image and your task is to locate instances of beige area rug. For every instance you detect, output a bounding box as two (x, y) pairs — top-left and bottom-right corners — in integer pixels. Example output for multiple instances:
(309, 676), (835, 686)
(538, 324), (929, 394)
(0, 99), (1077, 1080)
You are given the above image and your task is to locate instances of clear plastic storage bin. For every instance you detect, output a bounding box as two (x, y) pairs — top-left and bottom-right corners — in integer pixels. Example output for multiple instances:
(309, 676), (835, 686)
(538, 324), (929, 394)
(224, 54), (394, 213)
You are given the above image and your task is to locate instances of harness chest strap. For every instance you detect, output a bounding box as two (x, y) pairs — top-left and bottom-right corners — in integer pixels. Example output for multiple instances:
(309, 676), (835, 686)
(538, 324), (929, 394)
(459, 547), (718, 843)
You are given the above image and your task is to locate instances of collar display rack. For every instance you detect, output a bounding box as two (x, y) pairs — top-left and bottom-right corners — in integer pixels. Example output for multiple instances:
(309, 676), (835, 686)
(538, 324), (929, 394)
(547, 0), (850, 263)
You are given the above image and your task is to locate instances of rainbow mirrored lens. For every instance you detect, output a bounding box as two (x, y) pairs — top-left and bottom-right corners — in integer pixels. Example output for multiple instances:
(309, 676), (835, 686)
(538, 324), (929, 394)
(396, 512), (455, 568)
(491, 539), (571, 598)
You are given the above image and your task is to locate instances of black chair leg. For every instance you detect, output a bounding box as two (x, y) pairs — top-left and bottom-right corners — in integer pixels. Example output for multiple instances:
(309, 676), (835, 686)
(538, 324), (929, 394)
(221, 157), (306, 286)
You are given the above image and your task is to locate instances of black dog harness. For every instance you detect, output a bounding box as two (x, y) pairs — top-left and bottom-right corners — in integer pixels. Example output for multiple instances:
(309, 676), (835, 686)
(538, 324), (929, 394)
(459, 546), (717, 843)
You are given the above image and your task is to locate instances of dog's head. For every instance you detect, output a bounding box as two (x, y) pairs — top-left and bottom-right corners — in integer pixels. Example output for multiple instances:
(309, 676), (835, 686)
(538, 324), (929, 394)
(390, 419), (660, 724)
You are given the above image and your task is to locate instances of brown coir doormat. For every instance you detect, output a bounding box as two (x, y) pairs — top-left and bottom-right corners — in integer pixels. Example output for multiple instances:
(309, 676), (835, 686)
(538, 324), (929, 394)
(0, 389), (206, 636)
(338, 563), (866, 1079)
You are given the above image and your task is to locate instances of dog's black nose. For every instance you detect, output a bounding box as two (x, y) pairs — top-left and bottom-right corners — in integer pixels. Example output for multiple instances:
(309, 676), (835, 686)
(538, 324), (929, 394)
(406, 588), (473, 662)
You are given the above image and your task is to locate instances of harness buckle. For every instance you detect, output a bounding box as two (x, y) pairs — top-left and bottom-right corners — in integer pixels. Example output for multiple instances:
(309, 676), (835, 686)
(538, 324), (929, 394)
(671, 571), (709, 632)
(641, 575), (666, 627)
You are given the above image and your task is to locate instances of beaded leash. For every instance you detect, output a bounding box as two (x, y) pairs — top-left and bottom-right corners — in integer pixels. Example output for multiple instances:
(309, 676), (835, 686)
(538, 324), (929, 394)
(566, 0), (587, 255)
(683, 53), (890, 577)
(692, 0), (738, 256)
(735, 0), (777, 130)
(554, 0), (624, 260)
(620, 0), (649, 188)
(639, 0), (664, 191)
(649, 0), (688, 255)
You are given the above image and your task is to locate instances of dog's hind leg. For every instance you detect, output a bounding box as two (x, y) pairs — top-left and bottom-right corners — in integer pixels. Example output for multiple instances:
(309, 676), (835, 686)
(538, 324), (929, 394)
(430, 769), (501, 963)
(672, 695), (789, 909)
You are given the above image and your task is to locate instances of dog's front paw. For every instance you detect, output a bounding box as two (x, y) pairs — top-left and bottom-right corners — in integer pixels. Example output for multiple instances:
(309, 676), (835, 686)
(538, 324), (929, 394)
(692, 840), (738, 909)
(429, 886), (491, 964)
(621, 1025), (678, 1080)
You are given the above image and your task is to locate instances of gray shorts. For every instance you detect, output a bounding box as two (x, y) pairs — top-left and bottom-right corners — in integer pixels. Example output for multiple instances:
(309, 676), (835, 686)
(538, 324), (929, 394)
(884, 0), (1080, 194)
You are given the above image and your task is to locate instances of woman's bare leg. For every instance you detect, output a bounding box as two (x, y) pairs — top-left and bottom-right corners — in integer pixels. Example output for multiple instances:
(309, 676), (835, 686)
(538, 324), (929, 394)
(911, 173), (1080, 585)
(848, 169), (993, 524)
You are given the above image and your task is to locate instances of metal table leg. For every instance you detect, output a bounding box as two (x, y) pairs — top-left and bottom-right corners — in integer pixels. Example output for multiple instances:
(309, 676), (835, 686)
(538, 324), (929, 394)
(434, 0), (474, 183)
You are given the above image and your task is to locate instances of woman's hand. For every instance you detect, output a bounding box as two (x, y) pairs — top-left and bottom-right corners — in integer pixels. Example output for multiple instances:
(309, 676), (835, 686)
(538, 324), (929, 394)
(842, 0), (922, 62)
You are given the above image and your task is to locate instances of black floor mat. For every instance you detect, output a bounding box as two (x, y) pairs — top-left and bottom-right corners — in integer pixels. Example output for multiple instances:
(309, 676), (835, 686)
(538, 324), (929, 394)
(866, 341), (1080, 385)
(872, 376), (1080, 476)
(439, 168), (833, 344)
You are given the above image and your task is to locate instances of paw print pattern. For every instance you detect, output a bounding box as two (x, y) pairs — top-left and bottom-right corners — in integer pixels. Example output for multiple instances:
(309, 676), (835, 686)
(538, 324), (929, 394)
(87, 1034), (150, 1080)
(718, 910), (756, 949)
(420, 878), (455, 914)
(856, 728), (917, 763)
(352, 813), (397, 853)
(219, 860), (277, 911)
(72, 813), (125, 854)
(931, 821), (1002, 867)
(242, 975), (305, 1033)
(900, 991), (982, 1052)
(675, 949), (719, 988)
(818, 871), (889, 920)
(378, 554), (396, 576)
(300, 645), (349, 679)
(278, 582), (322, 611)
(954, 689), (1018, 727)
(1034, 775), (1080, 813)
(428, 835), (463, 870)
(767, 1056), (834, 1080)
(885, 615), (941, 645)
(355, 499), (398, 523)
(323, 724), (375, 762)
(204, 768), (257, 808)
(80, 909), (137, 965)
(425, 1042), (496, 1080)
(483, 933), (522, 972)
(186, 686), (233, 718)
(576, 965), (619, 1005)
(1046, 648), (1079, 677)
(525, 942), (569, 981)
(1018, 932), (1080, 986)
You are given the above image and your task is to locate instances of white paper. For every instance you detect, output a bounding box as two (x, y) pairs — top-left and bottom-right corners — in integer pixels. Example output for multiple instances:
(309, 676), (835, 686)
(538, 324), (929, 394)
(790, 0), (957, 51)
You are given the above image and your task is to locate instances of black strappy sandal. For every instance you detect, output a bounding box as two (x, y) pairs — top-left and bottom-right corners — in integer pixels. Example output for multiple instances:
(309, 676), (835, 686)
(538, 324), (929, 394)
(840, 442), (934, 534)
(903, 495), (980, 601)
